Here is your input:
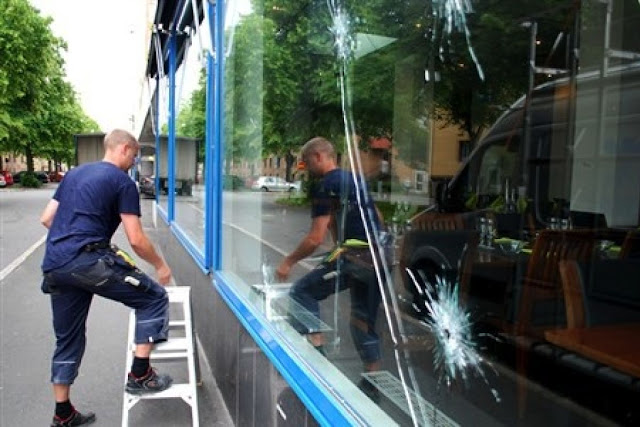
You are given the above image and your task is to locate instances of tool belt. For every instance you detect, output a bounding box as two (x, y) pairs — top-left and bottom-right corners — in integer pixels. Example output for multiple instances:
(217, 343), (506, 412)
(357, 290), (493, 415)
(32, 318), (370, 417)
(81, 242), (136, 267)
(42, 243), (139, 294)
(82, 241), (111, 252)
(324, 239), (373, 267)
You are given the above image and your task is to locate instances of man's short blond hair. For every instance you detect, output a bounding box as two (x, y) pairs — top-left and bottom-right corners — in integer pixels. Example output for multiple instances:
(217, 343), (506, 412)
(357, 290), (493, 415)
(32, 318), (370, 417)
(104, 129), (138, 150)
(301, 136), (336, 159)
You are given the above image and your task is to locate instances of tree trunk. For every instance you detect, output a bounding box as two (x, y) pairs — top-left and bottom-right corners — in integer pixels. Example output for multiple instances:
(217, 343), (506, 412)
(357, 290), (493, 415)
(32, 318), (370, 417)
(285, 151), (295, 182)
(26, 144), (34, 172)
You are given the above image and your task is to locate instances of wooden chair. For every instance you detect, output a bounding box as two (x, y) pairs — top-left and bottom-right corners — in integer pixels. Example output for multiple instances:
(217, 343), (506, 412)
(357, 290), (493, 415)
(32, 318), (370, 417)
(514, 230), (596, 416)
(515, 229), (597, 336)
(558, 260), (587, 329)
(559, 257), (640, 328)
(409, 210), (464, 232)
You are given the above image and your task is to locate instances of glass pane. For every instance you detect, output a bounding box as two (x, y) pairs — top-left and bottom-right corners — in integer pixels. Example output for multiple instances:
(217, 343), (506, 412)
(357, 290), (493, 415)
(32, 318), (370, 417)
(221, 0), (640, 425)
(157, 76), (170, 214)
(174, 29), (207, 251)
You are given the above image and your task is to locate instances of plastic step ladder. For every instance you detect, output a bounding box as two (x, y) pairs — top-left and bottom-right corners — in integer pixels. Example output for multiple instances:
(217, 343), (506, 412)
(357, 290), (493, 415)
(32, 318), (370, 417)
(122, 286), (199, 426)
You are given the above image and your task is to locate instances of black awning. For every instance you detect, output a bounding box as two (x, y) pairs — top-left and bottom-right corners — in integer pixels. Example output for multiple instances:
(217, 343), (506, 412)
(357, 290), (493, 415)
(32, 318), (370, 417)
(146, 0), (205, 79)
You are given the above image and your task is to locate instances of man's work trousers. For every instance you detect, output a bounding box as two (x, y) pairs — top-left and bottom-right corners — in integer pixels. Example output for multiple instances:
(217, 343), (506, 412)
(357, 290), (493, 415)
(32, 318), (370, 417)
(42, 249), (169, 385)
(289, 251), (382, 364)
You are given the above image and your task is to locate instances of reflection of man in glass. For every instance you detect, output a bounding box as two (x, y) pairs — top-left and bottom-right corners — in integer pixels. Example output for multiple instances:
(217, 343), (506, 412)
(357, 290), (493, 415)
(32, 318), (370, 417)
(276, 137), (383, 379)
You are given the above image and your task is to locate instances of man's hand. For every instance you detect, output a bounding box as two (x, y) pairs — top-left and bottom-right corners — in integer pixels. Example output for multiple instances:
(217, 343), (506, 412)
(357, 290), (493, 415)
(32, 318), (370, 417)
(121, 213), (172, 284)
(276, 260), (292, 282)
(276, 215), (331, 282)
(155, 262), (172, 285)
(40, 199), (59, 229)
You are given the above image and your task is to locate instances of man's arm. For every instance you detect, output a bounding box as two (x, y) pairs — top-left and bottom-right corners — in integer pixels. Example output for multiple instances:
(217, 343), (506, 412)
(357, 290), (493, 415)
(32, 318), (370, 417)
(120, 213), (172, 285)
(276, 215), (331, 281)
(40, 199), (59, 229)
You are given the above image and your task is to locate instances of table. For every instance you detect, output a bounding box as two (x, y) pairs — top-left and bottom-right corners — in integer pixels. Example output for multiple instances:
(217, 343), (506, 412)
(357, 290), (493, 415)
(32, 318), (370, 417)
(466, 246), (530, 325)
(544, 323), (640, 378)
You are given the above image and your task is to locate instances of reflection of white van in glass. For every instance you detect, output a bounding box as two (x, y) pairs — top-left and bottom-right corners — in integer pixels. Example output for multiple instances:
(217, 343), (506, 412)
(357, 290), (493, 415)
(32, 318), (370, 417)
(439, 64), (640, 231)
(401, 64), (640, 316)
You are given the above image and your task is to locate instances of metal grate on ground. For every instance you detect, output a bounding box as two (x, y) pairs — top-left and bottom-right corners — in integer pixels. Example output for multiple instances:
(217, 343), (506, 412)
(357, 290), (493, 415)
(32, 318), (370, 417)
(361, 370), (459, 427)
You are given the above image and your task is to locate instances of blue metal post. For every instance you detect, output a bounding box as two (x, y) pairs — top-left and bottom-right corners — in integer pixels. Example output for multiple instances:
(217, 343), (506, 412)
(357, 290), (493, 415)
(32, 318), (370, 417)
(204, 23), (215, 269)
(154, 77), (161, 201)
(211, 0), (225, 270)
(168, 32), (177, 221)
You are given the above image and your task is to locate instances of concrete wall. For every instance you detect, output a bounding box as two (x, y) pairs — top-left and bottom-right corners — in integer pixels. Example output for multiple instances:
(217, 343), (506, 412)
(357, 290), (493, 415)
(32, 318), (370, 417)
(154, 220), (318, 427)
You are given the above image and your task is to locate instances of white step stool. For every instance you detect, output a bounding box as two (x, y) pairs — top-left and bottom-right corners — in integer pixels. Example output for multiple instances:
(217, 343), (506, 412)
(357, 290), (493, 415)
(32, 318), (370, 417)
(122, 286), (199, 427)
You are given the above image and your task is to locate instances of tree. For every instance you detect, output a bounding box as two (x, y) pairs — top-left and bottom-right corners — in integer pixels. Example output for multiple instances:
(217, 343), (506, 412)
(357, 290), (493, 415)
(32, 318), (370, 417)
(0, 0), (99, 171)
(261, 1), (318, 180)
(224, 13), (266, 175)
(176, 69), (207, 162)
(35, 75), (99, 169)
(211, 0), (577, 177)
(0, 0), (58, 157)
(430, 0), (578, 142)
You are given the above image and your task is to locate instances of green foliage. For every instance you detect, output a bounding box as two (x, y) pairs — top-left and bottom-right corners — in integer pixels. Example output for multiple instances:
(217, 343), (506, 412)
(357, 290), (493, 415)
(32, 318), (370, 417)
(223, 175), (246, 190)
(182, 0), (575, 178)
(0, 0), (98, 170)
(374, 201), (396, 224)
(275, 192), (310, 207)
(19, 171), (41, 188)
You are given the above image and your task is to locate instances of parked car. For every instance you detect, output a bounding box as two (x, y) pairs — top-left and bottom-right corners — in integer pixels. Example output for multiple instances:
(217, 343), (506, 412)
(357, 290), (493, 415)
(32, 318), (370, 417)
(35, 171), (50, 184)
(12, 171), (24, 183)
(13, 171), (50, 184)
(47, 170), (65, 182)
(251, 176), (300, 192)
(139, 175), (156, 197)
(0, 175), (6, 188)
(223, 174), (245, 190)
(1, 170), (14, 186)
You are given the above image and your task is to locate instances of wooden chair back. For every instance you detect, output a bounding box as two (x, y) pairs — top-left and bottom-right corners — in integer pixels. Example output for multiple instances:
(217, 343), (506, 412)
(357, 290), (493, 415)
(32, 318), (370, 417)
(620, 230), (640, 259)
(517, 230), (596, 334)
(410, 211), (463, 231)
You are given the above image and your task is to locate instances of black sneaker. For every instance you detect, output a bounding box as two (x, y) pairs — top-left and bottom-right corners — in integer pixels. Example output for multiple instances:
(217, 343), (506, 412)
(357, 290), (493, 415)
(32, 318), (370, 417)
(358, 378), (381, 404)
(50, 410), (96, 427)
(125, 368), (173, 395)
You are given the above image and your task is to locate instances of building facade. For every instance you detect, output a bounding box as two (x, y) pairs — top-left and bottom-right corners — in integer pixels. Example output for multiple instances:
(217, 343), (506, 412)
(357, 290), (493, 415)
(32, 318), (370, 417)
(1, 152), (52, 174)
(140, 1), (640, 425)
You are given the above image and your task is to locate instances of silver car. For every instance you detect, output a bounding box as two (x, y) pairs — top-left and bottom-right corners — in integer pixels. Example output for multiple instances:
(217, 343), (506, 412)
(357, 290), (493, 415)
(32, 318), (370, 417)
(251, 176), (300, 192)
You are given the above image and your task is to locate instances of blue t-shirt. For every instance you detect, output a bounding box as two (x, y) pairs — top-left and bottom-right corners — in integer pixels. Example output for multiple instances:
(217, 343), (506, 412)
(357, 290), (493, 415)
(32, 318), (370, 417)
(311, 168), (380, 242)
(42, 161), (141, 272)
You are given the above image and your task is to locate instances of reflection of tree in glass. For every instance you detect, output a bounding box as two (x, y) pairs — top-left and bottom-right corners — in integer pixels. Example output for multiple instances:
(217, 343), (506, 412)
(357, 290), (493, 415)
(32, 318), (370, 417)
(175, 69), (207, 162)
(190, 0), (574, 178)
(433, 0), (578, 143)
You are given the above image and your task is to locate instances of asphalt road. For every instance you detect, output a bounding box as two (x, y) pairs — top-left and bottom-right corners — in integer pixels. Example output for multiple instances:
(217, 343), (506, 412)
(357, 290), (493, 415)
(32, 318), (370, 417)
(0, 186), (231, 426)
(0, 184), (56, 272)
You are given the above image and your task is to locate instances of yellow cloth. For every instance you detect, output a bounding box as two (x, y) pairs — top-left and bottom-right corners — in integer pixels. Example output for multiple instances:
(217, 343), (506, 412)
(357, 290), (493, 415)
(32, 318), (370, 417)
(325, 239), (369, 262)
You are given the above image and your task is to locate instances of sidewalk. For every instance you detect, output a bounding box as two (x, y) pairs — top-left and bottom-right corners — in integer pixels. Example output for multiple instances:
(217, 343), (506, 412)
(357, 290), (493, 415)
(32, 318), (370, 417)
(0, 199), (232, 426)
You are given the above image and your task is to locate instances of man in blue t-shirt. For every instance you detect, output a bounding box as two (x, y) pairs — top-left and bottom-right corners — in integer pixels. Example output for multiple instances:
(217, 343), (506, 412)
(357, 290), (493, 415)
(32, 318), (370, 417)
(276, 137), (384, 396)
(40, 129), (173, 427)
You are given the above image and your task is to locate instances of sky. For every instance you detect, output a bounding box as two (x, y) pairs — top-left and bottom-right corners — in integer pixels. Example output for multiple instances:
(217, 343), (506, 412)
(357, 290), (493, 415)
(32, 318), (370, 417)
(25, 0), (256, 135)
(28, 0), (151, 133)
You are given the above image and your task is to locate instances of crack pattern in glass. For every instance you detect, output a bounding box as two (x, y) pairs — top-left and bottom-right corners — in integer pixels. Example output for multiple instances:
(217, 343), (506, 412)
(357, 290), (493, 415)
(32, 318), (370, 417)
(434, 0), (485, 80)
(407, 270), (499, 403)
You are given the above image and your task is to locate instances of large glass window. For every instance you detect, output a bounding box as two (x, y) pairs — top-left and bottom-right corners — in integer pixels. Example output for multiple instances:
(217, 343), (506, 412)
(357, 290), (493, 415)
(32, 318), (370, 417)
(174, 29), (208, 251)
(221, 0), (640, 425)
(157, 76), (170, 215)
